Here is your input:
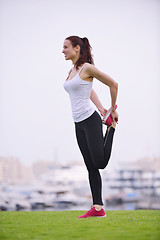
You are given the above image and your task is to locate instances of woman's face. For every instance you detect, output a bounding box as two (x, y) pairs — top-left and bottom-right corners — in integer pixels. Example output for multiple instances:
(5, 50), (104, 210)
(62, 40), (78, 60)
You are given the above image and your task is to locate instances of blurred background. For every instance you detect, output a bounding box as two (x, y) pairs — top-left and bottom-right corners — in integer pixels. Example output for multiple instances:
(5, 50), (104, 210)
(0, 0), (160, 211)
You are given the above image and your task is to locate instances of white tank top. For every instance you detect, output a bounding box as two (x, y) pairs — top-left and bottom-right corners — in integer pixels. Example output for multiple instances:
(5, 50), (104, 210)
(64, 64), (95, 122)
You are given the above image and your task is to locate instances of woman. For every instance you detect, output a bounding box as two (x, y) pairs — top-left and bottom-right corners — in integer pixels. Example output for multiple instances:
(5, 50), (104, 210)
(62, 36), (118, 218)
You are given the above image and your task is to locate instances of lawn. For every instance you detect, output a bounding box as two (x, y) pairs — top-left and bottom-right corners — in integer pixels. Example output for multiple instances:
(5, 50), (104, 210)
(0, 210), (160, 240)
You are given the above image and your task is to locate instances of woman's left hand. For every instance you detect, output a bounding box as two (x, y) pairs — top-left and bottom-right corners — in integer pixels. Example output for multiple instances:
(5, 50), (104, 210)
(99, 108), (107, 117)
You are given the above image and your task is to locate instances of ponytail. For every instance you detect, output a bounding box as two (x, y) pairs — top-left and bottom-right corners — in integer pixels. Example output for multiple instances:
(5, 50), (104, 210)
(65, 36), (94, 69)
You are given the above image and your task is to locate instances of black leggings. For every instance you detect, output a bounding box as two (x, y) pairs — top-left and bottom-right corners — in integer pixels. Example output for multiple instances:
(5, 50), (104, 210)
(75, 111), (115, 205)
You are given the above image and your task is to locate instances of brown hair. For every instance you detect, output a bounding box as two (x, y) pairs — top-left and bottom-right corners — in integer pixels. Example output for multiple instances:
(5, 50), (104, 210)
(65, 36), (94, 69)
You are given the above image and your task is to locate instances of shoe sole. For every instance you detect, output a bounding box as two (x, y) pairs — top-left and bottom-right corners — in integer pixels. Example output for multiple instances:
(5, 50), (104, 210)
(95, 214), (106, 218)
(102, 108), (112, 124)
(78, 214), (106, 218)
(103, 108), (112, 122)
(102, 105), (117, 125)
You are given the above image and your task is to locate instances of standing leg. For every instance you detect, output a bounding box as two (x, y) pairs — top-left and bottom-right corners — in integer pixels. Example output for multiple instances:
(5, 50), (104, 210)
(75, 124), (103, 205)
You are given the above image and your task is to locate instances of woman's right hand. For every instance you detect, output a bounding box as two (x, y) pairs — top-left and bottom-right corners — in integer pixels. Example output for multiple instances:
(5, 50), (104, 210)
(111, 110), (119, 123)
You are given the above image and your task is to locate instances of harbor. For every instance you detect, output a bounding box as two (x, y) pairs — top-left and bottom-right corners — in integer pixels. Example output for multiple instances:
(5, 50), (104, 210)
(1, 159), (160, 211)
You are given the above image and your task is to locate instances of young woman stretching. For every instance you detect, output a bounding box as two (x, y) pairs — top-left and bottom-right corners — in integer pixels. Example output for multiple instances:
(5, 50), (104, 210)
(62, 36), (118, 218)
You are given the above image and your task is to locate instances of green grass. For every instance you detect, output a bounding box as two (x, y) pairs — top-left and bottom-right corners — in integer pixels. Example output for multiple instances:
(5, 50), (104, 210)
(0, 210), (160, 240)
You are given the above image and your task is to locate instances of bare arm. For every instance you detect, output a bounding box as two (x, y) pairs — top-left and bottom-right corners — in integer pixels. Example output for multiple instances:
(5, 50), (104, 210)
(86, 64), (118, 122)
(90, 89), (107, 116)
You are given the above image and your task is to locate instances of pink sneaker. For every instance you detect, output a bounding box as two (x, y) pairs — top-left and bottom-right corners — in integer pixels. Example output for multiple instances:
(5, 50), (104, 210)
(102, 105), (117, 126)
(78, 206), (106, 218)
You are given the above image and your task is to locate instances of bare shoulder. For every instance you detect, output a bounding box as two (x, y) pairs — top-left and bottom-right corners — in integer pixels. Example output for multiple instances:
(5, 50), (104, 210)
(79, 63), (94, 81)
(84, 63), (117, 87)
(84, 63), (102, 78)
(84, 63), (95, 71)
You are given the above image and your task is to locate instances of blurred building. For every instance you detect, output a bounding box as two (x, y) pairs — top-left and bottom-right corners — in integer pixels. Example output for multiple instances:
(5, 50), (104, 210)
(31, 160), (56, 178)
(0, 157), (35, 184)
(123, 156), (160, 171)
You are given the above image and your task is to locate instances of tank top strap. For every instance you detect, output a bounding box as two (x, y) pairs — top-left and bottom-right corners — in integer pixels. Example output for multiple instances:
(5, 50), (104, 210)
(78, 63), (87, 74)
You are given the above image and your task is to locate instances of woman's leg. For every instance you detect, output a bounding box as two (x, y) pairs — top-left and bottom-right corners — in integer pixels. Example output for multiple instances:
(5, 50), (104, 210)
(84, 111), (115, 169)
(103, 122), (116, 162)
(75, 124), (103, 205)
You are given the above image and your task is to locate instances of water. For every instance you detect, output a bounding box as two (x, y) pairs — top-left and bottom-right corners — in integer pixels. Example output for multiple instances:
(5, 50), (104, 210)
(30, 202), (137, 212)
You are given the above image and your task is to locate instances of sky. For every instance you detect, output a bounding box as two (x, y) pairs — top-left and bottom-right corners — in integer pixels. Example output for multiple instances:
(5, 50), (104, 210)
(0, 0), (160, 167)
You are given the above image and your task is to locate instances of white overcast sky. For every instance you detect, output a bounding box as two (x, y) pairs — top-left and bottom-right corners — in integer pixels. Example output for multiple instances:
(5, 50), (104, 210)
(0, 0), (160, 167)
